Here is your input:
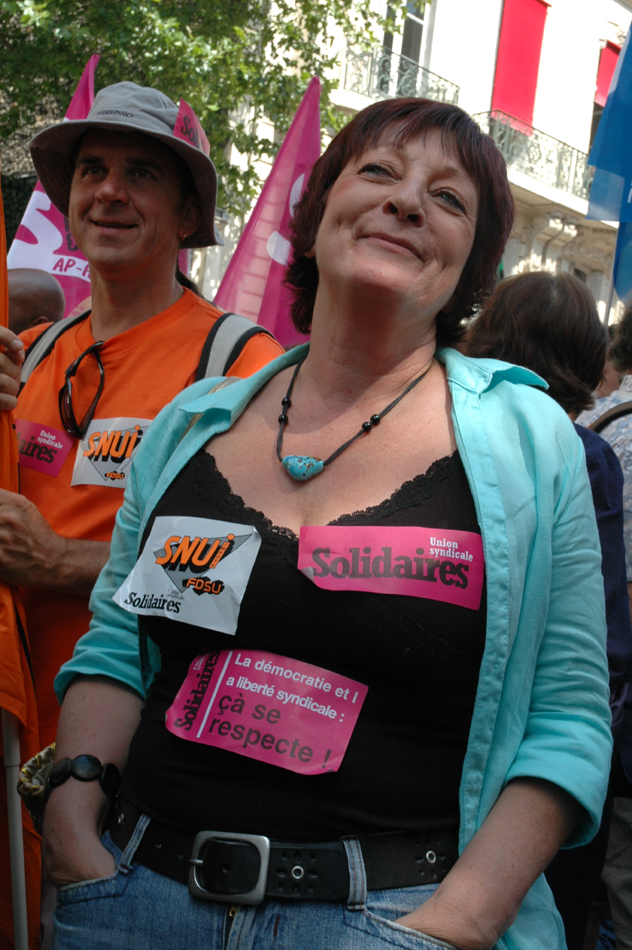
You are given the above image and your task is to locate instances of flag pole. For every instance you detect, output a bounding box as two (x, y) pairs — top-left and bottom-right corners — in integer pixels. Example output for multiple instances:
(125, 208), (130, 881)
(2, 709), (29, 950)
(604, 271), (616, 326)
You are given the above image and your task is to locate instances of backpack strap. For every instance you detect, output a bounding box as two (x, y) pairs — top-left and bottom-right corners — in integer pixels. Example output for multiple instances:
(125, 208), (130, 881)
(19, 311), (91, 392)
(195, 312), (275, 382)
(589, 401), (632, 433)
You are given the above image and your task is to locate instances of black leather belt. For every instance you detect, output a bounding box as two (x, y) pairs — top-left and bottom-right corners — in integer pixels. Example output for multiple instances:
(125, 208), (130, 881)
(109, 798), (459, 904)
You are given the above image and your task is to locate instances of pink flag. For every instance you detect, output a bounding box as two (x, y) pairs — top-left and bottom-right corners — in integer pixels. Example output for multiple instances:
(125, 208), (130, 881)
(7, 55), (100, 318)
(215, 78), (321, 347)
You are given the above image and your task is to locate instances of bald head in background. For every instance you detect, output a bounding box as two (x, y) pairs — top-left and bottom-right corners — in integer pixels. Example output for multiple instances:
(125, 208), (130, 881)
(8, 268), (65, 335)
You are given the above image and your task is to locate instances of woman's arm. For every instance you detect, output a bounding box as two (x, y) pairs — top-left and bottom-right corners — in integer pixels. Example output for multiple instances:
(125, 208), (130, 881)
(43, 676), (144, 888)
(396, 777), (581, 949)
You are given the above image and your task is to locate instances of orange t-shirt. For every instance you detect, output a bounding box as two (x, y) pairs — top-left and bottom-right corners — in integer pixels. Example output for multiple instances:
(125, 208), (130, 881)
(16, 289), (284, 745)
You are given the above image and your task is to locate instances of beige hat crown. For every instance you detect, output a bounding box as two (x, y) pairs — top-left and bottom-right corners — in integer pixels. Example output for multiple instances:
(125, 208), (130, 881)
(29, 81), (223, 248)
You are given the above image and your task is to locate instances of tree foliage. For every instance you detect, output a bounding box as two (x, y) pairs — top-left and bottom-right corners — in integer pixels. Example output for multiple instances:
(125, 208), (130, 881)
(0, 0), (414, 216)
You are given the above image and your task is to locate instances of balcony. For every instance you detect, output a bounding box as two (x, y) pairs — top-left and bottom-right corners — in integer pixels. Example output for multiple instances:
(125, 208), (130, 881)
(473, 110), (593, 202)
(344, 45), (460, 106)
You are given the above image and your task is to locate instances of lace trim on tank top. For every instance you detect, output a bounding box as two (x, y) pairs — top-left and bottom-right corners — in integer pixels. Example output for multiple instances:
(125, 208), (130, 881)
(191, 448), (461, 563)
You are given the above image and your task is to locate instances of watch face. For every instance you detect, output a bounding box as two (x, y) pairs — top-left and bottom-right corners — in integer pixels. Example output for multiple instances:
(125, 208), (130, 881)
(48, 757), (72, 789)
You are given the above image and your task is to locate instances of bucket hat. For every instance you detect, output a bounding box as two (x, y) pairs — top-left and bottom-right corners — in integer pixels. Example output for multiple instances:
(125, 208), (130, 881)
(29, 81), (223, 248)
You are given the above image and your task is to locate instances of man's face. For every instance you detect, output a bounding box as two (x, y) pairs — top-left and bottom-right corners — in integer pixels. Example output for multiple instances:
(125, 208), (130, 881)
(68, 130), (198, 282)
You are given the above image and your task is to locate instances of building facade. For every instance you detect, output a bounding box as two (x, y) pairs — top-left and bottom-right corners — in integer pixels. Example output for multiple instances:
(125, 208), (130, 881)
(196, 0), (632, 321)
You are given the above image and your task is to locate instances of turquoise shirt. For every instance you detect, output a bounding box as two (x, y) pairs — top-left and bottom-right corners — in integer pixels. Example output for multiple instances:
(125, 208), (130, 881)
(56, 346), (612, 950)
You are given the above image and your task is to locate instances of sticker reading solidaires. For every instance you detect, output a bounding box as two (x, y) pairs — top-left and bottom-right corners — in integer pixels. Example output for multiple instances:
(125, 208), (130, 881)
(298, 525), (485, 610)
(114, 516), (262, 635)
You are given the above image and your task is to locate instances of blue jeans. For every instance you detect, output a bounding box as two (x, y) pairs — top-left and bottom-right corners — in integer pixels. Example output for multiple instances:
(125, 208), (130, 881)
(53, 816), (459, 949)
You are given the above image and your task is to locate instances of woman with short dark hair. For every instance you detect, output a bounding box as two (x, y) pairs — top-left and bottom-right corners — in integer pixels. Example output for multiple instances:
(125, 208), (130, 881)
(465, 270), (632, 950)
(464, 271), (607, 415)
(46, 99), (611, 950)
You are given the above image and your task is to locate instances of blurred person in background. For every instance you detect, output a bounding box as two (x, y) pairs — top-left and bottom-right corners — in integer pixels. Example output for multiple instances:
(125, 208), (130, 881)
(465, 270), (632, 950)
(579, 305), (632, 950)
(8, 267), (65, 335)
(596, 329), (623, 400)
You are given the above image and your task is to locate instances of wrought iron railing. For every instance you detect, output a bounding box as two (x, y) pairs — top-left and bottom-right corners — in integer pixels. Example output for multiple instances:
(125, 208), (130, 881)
(344, 45), (460, 105)
(473, 110), (593, 201)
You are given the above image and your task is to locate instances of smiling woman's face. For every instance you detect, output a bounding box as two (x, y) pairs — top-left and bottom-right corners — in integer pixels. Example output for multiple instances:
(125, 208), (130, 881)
(310, 128), (479, 320)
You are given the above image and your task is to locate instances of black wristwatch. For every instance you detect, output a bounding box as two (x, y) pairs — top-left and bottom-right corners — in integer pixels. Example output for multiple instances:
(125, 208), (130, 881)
(44, 755), (121, 803)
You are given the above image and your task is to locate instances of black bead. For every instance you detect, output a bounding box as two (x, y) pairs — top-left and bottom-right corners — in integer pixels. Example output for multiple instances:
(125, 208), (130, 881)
(362, 421), (372, 432)
(48, 757), (72, 788)
(281, 397), (292, 407)
(370, 414), (381, 426)
(278, 414), (288, 425)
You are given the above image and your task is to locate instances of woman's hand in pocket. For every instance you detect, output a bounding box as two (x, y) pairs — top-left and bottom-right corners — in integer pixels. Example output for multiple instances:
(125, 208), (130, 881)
(43, 778), (116, 888)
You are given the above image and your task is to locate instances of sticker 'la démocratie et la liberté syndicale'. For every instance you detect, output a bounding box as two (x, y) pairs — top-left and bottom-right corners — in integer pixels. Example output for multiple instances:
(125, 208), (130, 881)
(166, 649), (368, 775)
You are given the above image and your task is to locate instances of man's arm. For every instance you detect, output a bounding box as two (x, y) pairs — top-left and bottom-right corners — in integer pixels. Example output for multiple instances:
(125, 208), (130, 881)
(0, 326), (24, 411)
(0, 487), (109, 594)
(43, 676), (144, 887)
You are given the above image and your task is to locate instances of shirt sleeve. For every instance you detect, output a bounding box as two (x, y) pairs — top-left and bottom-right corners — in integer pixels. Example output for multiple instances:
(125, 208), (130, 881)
(505, 436), (613, 846)
(50, 383), (205, 702)
(53, 449), (151, 702)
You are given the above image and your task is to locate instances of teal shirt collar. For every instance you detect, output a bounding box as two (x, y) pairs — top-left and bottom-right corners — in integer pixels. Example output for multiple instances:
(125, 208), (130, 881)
(180, 343), (547, 418)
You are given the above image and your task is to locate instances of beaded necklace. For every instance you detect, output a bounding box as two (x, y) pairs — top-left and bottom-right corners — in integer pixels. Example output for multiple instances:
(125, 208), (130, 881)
(276, 356), (431, 481)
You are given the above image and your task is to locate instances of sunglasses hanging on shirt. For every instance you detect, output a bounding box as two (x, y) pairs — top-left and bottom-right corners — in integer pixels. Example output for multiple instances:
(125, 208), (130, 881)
(58, 340), (105, 439)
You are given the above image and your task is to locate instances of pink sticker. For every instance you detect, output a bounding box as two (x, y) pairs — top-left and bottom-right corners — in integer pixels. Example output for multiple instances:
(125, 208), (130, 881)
(174, 99), (210, 157)
(166, 649), (368, 775)
(298, 526), (484, 611)
(15, 419), (74, 477)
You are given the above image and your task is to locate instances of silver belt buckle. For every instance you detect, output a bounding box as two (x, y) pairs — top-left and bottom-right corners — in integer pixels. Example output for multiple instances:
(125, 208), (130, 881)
(188, 831), (270, 904)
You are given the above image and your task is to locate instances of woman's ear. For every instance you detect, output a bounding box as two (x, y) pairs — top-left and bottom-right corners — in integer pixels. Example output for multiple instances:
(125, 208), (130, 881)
(304, 246), (316, 259)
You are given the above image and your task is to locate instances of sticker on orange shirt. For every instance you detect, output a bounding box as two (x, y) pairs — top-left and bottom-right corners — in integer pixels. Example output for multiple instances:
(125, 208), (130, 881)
(71, 416), (152, 488)
(114, 516), (261, 634)
(15, 419), (74, 477)
(298, 526), (484, 610)
(166, 649), (368, 775)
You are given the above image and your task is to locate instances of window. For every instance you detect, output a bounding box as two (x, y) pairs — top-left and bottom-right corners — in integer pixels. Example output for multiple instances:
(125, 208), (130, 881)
(381, 3), (426, 97)
(595, 41), (620, 107)
(491, 0), (550, 130)
(591, 41), (620, 148)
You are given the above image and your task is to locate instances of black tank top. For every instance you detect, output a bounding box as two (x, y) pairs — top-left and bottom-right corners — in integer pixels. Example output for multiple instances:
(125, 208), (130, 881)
(123, 448), (486, 837)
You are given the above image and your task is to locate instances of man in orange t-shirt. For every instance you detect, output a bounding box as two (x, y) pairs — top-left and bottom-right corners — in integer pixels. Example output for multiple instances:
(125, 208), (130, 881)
(0, 82), (283, 746)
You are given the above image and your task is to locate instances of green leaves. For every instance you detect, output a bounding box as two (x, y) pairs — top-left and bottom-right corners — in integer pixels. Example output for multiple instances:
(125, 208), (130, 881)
(0, 0), (420, 215)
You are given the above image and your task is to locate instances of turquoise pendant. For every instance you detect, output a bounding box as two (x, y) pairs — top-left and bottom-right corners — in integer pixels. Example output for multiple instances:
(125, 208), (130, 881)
(282, 455), (325, 481)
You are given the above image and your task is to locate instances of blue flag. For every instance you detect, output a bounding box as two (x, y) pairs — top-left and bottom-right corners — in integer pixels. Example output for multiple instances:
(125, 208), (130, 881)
(587, 27), (632, 304)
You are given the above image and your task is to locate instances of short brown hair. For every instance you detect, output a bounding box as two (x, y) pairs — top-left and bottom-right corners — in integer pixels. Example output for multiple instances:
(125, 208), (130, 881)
(286, 97), (515, 345)
(464, 271), (607, 416)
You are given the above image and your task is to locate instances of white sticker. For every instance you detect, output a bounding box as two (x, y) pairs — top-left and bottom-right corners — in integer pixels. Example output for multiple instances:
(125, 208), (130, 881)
(114, 516), (262, 635)
(71, 417), (152, 488)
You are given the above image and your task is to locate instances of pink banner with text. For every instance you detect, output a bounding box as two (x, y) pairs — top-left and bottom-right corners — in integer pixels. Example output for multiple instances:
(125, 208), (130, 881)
(7, 55), (100, 318)
(214, 78), (321, 348)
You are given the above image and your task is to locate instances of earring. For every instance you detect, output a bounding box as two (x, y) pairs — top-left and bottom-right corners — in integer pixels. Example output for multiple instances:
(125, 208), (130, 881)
(179, 229), (188, 241)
